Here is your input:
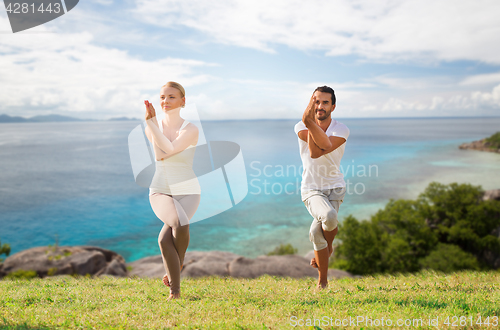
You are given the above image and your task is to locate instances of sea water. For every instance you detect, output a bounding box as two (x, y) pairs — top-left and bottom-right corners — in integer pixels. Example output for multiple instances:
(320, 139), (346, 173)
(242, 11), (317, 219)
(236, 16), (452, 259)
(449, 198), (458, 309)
(0, 117), (499, 261)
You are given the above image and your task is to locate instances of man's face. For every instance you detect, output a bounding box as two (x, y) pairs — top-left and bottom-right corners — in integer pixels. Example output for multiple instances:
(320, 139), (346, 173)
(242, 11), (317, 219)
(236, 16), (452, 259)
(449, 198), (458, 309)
(313, 91), (335, 121)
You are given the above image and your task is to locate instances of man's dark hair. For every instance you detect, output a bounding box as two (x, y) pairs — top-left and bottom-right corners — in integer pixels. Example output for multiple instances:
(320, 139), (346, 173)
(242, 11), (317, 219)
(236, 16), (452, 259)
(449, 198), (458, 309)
(314, 86), (336, 105)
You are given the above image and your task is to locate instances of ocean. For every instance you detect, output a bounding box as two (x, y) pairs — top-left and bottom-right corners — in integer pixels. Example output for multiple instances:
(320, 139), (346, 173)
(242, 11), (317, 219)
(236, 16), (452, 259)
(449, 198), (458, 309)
(1, 117), (499, 261)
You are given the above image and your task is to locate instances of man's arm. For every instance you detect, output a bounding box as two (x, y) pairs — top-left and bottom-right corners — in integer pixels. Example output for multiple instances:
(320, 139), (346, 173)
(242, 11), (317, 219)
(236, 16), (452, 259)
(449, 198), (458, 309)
(305, 120), (332, 150)
(298, 130), (346, 159)
(302, 95), (333, 151)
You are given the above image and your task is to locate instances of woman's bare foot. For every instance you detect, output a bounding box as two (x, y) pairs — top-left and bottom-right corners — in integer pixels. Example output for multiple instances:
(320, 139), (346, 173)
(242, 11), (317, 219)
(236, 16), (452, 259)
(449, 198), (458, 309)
(316, 281), (328, 290)
(162, 274), (170, 287)
(167, 293), (181, 300)
(162, 264), (183, 287)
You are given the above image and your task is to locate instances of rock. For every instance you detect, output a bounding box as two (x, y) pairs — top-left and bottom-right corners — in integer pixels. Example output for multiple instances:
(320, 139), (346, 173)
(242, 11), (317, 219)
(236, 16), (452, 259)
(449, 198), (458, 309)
(126, 251), (240, 278)
(1, 246), (126, 278)
(459, 139), (500, 153)
(3, 246), (356, 280)
(182, 251), (240, 278)
(78, 246), (126, 263)
(483, 189), (500, 201)
(228, 255), (318, 278)
(68, 251), (107, 275)
(126, 255), (164, 278)
(95, 258), (127, 277)
(183, 251), (239, 266)
(127, 250), (355, 280)
(304, 250), (315, 262)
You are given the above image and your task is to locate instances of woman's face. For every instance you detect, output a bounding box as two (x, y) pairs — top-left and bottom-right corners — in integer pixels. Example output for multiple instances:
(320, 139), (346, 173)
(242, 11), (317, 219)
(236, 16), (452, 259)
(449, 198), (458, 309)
(160, 86), (185, 112)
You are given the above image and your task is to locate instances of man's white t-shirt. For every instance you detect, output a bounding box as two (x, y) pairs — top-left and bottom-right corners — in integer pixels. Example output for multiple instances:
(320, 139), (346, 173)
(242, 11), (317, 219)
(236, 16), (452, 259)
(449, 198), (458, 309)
(294, 119), (350, 194)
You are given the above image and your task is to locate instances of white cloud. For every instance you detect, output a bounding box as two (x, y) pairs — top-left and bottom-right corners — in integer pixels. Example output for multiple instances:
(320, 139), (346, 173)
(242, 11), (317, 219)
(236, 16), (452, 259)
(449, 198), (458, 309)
(2, 2), (500, 120)
(0, 28), (215, 119)
(362, 83), (500, 117)
(134, 0), (500, 64)
(381, 98), (428, 113)
(460, 72), (500, 86)
(91, 0), (113, 5)
(471, 84), (500, 108)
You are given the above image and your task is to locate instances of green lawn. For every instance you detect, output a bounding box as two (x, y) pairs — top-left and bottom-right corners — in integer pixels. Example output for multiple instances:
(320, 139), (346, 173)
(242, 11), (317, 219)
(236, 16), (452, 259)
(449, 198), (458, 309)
(1, 271), (499, 329)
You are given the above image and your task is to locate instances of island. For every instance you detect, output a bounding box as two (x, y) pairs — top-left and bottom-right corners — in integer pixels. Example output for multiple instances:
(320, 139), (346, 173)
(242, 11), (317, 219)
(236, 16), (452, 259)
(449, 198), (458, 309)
(459, 132), (500, 153)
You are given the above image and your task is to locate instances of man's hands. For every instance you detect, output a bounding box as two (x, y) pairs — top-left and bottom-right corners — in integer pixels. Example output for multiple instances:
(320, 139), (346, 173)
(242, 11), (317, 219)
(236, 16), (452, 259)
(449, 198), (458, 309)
(144, 100), (158, 126)
(302, 95), (317, 127)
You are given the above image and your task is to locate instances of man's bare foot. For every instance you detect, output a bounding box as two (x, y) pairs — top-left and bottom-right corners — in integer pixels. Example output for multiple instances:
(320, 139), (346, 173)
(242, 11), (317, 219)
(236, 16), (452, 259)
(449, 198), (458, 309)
(310, 246), (333, 268)
(317, 282), (328, 290)
(162, 274), (170, 287)
(167, 293), (180, 300)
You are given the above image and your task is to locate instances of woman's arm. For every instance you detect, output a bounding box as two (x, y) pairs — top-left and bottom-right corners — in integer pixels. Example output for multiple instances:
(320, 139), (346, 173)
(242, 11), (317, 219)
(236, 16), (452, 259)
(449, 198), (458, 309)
(144, 100), (198, 156)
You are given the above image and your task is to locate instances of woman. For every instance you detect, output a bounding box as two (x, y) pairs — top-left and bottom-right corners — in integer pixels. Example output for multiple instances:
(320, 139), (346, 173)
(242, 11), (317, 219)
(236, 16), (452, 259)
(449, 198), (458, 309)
(144, 81), (200, 300)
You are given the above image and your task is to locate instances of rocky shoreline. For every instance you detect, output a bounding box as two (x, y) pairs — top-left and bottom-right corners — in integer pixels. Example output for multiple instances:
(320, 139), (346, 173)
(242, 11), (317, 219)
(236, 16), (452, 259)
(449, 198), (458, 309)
(0, 246), (355, 281)
(4, 189), (498, 281)
(459, 139), (500, 153)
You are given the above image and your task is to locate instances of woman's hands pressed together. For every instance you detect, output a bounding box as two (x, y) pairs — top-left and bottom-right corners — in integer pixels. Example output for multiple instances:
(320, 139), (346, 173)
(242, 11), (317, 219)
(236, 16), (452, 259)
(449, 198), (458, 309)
(144, 100), (159, 126)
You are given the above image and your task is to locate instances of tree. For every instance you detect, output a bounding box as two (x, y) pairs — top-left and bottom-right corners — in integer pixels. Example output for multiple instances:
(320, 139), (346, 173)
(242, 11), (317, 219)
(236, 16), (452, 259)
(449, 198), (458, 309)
(418, 182), (500, 268)
(332, 215), (385, 275)
(0, 238), (10, 263)
(267, 243), (298, 256)
(419, 243), (480, 272)
(333, 200), (437, 275)
(332, 182), (500, 275)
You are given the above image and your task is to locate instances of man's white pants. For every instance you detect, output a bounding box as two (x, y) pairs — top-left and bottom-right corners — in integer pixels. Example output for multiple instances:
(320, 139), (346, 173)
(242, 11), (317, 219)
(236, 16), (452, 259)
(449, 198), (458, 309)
(302, 187), (346, 251)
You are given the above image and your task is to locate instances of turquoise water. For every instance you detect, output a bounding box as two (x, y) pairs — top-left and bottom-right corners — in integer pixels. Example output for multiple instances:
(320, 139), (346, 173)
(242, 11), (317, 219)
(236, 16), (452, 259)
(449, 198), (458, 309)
(1, 118), (499, 261)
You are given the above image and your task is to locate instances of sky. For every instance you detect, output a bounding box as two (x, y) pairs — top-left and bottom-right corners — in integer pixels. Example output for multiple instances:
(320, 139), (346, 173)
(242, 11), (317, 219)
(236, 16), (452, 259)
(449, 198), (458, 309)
(1, 0), (500, 120)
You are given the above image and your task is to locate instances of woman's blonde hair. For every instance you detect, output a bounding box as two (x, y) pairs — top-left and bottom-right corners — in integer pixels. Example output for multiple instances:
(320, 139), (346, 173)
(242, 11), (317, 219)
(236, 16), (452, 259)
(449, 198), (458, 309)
(162, 81), (185, 98)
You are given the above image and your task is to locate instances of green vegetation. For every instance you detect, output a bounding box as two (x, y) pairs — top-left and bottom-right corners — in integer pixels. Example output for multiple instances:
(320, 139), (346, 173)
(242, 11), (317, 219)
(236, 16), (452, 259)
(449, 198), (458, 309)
(419, 243), (480, 272)
(4, 270), (38, 280)
(267, 243), (298, 256)
(0, 239), (10, 263)
(0, 271), (499, 329)
(333, 182), (500, 275)
(485, 131), (500, 149)
(47, 233), (60, 252)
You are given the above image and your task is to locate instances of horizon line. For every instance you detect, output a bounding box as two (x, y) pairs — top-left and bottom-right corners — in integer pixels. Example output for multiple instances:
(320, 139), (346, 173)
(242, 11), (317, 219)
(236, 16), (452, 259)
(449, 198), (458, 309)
(2, 113), (500, 123)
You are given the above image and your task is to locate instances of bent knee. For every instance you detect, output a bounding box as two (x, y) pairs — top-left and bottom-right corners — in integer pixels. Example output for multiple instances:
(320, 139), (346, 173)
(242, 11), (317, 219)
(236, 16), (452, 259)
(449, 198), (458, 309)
(158, 235), (169, 247)
(320, 209), (338, 231)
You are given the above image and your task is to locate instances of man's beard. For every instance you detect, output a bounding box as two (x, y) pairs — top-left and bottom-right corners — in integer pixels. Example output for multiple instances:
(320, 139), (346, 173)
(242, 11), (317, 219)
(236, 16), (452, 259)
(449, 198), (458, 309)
(316, 109), (330, 121)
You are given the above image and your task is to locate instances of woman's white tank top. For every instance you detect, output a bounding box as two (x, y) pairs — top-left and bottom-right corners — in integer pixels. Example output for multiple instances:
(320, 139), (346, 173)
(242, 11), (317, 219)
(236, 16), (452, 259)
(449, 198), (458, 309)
(149, 120), (201, 195)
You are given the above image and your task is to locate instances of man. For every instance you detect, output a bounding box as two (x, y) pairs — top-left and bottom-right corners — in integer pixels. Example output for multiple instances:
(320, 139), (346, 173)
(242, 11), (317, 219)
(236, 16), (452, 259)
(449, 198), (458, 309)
(294, 86), (350, 289)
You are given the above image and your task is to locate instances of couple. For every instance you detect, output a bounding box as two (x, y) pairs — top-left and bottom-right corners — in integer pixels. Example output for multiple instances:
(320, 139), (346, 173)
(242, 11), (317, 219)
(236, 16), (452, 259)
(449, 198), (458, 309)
(144, 82), (349, 300)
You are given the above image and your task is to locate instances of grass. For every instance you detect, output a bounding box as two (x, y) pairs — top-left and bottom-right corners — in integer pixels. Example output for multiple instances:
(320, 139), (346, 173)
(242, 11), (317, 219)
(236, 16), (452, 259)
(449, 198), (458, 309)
(0, 271), (499, 329)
